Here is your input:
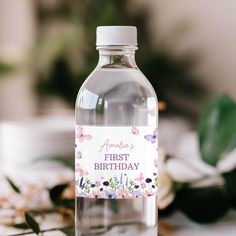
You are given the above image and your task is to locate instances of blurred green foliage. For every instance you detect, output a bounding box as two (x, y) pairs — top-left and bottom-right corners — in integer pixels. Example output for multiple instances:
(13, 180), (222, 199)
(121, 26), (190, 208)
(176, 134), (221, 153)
(36, 0), (205, 117)
(199, 95), (236, 166)
(0, 62), (17, 76)
(176, 187), (230, 223)
(160, 96), (236, 223)
(223, 168), (236, 208)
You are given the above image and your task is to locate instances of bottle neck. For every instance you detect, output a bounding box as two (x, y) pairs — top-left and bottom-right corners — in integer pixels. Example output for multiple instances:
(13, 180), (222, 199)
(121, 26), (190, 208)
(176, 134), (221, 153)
(96, 46), (138, 69)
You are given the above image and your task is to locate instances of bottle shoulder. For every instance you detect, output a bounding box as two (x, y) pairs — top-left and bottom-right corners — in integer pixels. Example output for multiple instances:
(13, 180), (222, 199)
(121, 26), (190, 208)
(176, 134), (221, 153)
(76, 68), (157, 102)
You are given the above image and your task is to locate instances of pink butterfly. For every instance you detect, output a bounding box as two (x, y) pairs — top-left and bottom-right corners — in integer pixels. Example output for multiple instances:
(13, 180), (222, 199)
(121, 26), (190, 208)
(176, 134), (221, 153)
(76, 126), (92, 143)
(135, 172), (144, 182)
(131, 127), (139, 135)
(76, 164), (89, 176)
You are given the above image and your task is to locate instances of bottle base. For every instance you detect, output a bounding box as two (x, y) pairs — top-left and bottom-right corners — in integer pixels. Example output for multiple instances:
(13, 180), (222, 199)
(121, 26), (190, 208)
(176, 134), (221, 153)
(76, 223), (157, 236)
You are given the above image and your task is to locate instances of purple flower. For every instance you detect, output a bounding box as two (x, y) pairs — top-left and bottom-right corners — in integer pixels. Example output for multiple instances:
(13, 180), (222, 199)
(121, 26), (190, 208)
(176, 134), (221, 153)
(133, 190), (143, 198)
(145, 178), (152, 183)
(91, 184), (96, 188)
(103, 181), (109, 186)
(134, 185), (139, 189)
(105, 190), (116, 199)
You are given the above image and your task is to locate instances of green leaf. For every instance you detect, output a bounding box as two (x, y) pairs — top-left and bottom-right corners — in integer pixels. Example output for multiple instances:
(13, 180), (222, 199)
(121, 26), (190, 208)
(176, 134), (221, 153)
(199, 95), (236, 166)
(56, 199), (75, 210)
(25, 212), (41, 235)
(177, 187), (230, 223)
(5, 176), (21, 193)
(13, 222), (30, 229)
(49, 183), (69, 203)
(60, 227), (75, 236)
(223, 168), (236, 207)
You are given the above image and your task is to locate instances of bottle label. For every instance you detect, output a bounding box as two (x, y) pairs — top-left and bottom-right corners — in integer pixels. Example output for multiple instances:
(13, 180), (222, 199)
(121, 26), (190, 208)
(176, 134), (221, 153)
(75, 125), (158, 199)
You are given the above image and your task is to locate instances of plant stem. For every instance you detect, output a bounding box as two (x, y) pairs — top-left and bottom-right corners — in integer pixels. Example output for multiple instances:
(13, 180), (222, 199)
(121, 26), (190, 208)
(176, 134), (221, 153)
(7, 225), (73, 236)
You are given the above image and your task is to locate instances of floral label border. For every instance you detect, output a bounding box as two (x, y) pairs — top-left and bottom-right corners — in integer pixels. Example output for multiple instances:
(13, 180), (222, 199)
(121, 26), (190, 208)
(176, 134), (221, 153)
(75, 125), (158, 199)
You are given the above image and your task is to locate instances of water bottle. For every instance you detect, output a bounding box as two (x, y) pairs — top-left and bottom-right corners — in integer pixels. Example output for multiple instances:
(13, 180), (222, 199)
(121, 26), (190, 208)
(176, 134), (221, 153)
(75, 26), (158, 236)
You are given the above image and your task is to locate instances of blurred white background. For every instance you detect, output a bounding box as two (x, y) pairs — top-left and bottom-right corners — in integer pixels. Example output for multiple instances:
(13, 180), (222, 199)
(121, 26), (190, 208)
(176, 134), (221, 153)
(0, 0), (236, 120)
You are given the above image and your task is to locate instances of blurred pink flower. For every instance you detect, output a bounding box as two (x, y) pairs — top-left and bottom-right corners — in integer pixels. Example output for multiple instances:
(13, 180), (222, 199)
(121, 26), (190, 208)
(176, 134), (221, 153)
(141, 183), (146, 188)
(90, 191), (101, 198)
(144, 190), (154, 197)
(117, 189), (129, 198)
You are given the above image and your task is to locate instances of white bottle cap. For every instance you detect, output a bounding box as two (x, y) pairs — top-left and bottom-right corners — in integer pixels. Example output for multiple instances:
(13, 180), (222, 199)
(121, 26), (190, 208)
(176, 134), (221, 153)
(96, 26), (137, 46)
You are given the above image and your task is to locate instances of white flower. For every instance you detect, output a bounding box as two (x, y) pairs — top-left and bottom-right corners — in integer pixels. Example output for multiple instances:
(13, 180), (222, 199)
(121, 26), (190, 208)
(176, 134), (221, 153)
(218, 148), (236, 173)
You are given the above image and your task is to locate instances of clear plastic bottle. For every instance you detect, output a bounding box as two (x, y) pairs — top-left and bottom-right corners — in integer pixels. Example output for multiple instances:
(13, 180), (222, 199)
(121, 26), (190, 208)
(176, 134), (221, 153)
(75, 26), (158, 236)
